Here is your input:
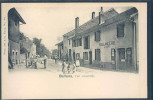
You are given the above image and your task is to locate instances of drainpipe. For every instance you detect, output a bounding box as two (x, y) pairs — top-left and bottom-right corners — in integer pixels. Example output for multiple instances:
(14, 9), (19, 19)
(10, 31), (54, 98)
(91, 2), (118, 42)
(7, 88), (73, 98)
(133, 22), (137, 71)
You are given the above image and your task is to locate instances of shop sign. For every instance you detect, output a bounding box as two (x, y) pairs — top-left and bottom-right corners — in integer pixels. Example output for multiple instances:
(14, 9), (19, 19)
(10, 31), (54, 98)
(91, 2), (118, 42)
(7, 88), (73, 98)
(99, 41), (115, 48)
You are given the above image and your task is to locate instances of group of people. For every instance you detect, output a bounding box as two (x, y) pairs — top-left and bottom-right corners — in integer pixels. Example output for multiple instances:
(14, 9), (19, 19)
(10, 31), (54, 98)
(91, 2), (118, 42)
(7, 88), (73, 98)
(62, 57), (80, 74)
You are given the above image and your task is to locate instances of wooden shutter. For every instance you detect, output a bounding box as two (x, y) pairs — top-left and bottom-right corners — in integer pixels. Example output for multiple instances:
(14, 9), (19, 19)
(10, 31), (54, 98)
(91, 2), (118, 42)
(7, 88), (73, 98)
(95, 49), (97, 60)
(95, 32), (96, 41)
(88, 36), (90, 49)
(97, 49), (100, 61)
(117, 23), (124, 37)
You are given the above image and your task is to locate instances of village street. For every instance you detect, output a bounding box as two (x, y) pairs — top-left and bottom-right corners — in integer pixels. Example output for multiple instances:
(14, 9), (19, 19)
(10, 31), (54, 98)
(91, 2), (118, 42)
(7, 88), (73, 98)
(9, 59), (105, 74)
(6, 58), (142, 99)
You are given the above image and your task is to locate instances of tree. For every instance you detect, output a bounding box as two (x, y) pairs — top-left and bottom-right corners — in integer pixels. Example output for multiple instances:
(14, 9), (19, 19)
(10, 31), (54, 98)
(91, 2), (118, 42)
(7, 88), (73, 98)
(33, 37), (51, 58)
(33, 38), (42, 55)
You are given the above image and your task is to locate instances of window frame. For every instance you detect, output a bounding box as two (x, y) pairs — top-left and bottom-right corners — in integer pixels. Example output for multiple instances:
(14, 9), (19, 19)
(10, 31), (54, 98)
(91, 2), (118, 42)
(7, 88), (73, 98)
(68, 39), (70, 45)
(84, 36), (90, 49)
(78, 38), (82, 46)
(117, 23), (125, 38)
(72, 39), (76, 47)
(95, 49), (101, 61)
(95, 30), (101, 41)
(83, 52), (88, 60)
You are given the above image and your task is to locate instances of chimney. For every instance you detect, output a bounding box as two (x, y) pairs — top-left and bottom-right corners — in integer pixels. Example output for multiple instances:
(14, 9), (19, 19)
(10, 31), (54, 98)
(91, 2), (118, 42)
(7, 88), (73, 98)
(92, 12), (95, 19)
(101, 7), (103, 13)
(75, 17), (79, 29)
(99, 12), (102, 24)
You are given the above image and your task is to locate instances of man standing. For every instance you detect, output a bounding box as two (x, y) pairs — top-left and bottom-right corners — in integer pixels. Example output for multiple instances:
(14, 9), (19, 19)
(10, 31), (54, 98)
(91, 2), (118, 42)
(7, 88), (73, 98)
(55, 55), (58, 64)
(44, 55), (47, 69)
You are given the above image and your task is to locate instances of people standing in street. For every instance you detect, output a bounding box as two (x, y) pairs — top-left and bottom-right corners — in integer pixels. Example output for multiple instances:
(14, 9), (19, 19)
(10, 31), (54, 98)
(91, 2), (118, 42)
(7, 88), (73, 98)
(34, 55), (38, 69)
(8, 56), (13, 69)
(62, 59), (68, 74)
(75, 57), (80, 71)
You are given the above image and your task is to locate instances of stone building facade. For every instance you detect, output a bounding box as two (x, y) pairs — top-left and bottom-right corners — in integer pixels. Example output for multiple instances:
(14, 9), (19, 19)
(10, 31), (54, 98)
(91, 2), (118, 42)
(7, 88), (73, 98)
(8, 8), (26, 67)
(57, 7), (138, 71)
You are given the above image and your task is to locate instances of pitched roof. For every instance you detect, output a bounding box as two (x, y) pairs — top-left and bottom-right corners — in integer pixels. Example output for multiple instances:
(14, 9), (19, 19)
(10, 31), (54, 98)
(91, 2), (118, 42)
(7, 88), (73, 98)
(8, 8), (26, 24)
(63, 8), (118, 37)
(63, 7), (138, 37)
(55, 41), (63, 46)
(76, 7), (138, 36)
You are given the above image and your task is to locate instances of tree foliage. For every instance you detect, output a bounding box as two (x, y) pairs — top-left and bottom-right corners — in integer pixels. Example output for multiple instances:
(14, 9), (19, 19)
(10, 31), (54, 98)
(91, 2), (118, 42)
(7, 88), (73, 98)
(33, 37), (51, 58)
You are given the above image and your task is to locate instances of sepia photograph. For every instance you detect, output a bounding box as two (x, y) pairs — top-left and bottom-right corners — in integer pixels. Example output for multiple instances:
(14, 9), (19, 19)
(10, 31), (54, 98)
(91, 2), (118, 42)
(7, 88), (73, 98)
(1, 3), (147, 99)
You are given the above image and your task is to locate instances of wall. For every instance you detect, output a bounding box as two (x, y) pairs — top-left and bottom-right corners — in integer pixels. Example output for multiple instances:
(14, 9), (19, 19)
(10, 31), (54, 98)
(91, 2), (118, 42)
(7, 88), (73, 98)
(63, 36), (68, 57)
(9, 40), (20, 64)
(8, 16), (20, 43)
(63, 13), (138, 70)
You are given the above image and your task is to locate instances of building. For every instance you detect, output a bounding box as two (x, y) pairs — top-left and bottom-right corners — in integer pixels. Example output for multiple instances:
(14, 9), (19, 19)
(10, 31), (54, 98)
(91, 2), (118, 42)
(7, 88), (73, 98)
(59, 7), (138, 71)
(56, 41), (64, 60)
(8, 8), (26, 68)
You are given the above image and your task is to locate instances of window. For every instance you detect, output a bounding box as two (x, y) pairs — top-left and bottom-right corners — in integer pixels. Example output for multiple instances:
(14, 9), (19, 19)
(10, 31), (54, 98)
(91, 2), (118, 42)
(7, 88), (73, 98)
(117, 23), (124, 37)
(68, 39), (70, 45)
(95, 49), (101, 61)
(16, 52), (18, 56)
(84, 36), (90, 49)
(72, 39), (76, 47)
(95, 31), (101, 41)
(76, 53), (80, 59)
(83, 52), (88, 60)
(12, 51), (14, 56)
(77, 38), (82, 46)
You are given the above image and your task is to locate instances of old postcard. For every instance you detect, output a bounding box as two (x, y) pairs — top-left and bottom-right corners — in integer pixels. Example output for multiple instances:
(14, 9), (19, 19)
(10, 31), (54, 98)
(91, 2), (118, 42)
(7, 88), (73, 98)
(1, 3), (147, 99)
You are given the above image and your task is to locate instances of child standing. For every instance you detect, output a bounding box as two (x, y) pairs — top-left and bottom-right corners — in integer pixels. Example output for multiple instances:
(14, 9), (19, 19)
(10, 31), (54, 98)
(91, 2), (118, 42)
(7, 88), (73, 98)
(75, 57), (80, 71)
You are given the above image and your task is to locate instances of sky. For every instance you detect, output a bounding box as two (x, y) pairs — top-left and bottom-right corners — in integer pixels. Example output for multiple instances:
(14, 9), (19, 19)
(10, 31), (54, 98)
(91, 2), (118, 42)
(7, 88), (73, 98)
(7, 3), (131, 51)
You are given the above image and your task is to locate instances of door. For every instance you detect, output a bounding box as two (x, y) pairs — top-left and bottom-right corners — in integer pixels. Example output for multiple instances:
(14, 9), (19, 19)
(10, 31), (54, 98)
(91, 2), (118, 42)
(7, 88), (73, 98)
(118, 48), (126, 68)
(126, 48), (132, 67)
(89, 51), (92, 64)
(73, 52), (75, 61)
(69, 49), (71, 61)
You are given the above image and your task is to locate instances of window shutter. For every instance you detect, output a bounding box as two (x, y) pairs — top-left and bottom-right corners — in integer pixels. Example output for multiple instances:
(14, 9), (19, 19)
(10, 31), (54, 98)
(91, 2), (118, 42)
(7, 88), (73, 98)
(80, 38), (82, 46)
(117, 23), (124, 37)
(95, 49), (97, 60)
(88, 36), (90, 49)
(99, 32), (101, 41)
(84, 37), (86, 49)
(95, 32), (96, 41)
(98, 49), (100, 61)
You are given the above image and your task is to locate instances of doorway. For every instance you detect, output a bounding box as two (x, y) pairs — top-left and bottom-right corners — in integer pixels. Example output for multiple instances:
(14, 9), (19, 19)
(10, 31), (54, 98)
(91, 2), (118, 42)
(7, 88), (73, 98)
(118, 48), (126, 68)
(73, 52), (75, 61)
(126, 48), (132, 67)
(89, 51), (92, 64)
(69, 49), (71, 61)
